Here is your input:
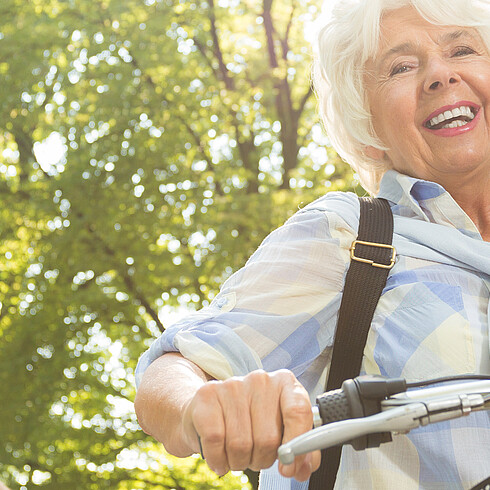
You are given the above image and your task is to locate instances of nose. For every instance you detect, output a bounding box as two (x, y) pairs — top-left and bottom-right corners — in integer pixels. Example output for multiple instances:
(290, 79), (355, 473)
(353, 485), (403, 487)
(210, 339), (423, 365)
(423, 57), (461, 92)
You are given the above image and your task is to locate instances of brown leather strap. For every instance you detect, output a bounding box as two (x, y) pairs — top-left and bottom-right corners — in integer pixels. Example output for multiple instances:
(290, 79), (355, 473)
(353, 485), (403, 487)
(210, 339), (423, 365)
(308, 197), (394, 490)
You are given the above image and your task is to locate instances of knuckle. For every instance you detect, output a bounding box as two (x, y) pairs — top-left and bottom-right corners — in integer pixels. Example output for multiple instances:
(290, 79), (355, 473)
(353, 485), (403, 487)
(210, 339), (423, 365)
(246, 369), (269, 385)
(256, 432), (281, 453)
(195, 381), (220, 401)
(274, 369), (297, 383)
(250, 431), (282, 470)
(284, 398), (312, 423)
(247, 369), (268, 380)
(227, 436), (253, 456)
(221, 376), (244, 395)
(201, 427), (225, 447)
(246, 370), (279, 395)
(293, 401), (313, 419)
(250, 454), (276, 471)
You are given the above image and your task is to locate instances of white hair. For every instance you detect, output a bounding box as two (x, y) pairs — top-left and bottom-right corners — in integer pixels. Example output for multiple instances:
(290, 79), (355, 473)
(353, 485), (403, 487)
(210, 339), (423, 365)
(313, 0), (490, 194)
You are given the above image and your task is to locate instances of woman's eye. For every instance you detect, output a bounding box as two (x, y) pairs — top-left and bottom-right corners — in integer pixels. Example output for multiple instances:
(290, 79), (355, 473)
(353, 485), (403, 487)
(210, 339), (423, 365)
(390, 64), (412, 76)
(453, 46), (475, 56)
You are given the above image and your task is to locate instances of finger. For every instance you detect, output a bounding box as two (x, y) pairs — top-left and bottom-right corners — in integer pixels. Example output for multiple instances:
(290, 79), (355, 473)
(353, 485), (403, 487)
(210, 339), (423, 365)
(219, 378), (254, 471)
(310, 448), (322, 473)
(191, 382), (229, 476)
(293, 450), (322, 482)
(248, 371), (283, 471)
(275, 371), (313, 479)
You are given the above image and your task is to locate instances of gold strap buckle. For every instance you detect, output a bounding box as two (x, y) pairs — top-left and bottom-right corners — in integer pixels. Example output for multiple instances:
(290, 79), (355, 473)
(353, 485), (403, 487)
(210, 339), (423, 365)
(350, 240), (396, 269)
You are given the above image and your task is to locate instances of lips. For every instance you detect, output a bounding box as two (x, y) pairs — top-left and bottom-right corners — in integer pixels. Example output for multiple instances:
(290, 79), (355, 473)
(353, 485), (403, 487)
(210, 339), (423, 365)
(423, 101), (480, 131)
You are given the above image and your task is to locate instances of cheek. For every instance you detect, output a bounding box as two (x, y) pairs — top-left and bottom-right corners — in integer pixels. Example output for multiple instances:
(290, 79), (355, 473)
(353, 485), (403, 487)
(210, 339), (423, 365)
(372, 108), (405, 145)
(375, 93), (418, 142)
(386, 89), (416, 119)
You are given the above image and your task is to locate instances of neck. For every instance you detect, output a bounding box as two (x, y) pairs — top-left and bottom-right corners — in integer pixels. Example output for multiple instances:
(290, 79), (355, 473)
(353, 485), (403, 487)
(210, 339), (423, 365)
(443, 176), (490, 242)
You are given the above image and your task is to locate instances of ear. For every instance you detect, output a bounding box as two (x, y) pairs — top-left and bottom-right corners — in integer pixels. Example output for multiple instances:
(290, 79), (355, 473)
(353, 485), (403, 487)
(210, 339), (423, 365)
(364, 145), (386, 161)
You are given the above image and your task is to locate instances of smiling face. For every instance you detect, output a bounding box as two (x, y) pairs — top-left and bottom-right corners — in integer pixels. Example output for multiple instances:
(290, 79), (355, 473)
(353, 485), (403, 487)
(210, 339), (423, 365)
(365, 7), (490, 189)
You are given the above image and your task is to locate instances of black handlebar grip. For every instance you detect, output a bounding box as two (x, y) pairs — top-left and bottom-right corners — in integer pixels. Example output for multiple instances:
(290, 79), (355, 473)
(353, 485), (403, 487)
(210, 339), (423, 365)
(316, 388), (352, 424)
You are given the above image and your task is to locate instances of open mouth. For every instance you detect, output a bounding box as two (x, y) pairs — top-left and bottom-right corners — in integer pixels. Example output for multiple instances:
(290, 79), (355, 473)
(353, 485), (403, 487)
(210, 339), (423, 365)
(424, 105), (479, 130)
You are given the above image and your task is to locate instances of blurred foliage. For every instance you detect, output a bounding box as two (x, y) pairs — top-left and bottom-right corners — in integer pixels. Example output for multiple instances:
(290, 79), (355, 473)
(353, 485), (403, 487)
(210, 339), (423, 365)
(0, 0), (361, 488)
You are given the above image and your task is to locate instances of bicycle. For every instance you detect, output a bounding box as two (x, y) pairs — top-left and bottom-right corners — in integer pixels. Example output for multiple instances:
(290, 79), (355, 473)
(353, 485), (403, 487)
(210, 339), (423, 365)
(278, 374), (490, 490)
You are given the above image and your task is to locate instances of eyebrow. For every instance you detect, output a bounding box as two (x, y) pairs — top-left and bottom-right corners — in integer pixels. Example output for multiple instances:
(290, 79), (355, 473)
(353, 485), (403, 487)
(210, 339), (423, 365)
(440, 29), (480, 44)
(376, 29), (481, 69)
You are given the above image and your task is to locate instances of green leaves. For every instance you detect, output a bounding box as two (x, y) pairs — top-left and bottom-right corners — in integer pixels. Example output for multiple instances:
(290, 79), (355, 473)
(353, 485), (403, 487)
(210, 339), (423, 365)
(0, 0), (361, 488)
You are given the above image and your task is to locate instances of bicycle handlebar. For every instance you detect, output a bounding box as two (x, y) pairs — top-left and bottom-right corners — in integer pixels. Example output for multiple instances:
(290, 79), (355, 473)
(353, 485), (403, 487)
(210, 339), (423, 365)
(277, 376), (490, 465)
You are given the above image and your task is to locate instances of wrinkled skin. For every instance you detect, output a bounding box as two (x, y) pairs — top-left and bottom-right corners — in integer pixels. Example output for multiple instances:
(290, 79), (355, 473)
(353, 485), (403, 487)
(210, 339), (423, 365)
(135, 353), (321, 481)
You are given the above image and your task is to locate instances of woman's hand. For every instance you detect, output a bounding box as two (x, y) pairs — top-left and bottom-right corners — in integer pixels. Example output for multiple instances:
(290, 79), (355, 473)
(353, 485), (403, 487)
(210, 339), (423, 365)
(181, 369), (321, 481)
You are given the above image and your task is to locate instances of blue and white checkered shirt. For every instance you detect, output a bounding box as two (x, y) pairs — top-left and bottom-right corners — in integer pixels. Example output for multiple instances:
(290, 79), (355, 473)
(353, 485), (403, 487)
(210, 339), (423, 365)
(136, 170), (490, 489)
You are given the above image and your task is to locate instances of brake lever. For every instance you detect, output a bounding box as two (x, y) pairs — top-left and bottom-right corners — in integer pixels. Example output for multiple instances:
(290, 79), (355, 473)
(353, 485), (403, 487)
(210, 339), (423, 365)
(278, 393), (486, 465)
(278, 402), (427, 465)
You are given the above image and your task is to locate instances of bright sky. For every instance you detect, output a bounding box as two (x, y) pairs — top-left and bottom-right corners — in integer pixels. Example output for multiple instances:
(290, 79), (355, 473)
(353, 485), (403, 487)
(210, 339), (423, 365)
(32, 131), (66, 174)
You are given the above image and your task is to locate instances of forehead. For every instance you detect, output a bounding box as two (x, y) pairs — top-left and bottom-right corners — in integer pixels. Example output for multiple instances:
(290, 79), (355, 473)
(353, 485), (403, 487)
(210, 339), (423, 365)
(377, 6), (481, 52)
(369, 6), (485, 69)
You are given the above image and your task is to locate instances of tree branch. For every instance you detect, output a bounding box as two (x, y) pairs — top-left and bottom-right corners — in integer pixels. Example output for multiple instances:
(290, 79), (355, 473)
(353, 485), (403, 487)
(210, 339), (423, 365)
(263, 0), (299, 190)
(11, 123), (51, 181)
(128, 53), (224, 195)
(296, 82), (313, 116)
(208, 0), (234, 91)
(79, 215), (165, 334)
(280, 3), (296, 62)
(191, 35), (220, 79)
(263, 0), (278, 69)
(121, 273), (165, 333)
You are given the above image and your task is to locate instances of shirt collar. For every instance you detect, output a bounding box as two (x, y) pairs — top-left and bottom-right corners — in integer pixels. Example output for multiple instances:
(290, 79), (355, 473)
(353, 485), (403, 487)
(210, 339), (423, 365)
(377, 170), (482, 239)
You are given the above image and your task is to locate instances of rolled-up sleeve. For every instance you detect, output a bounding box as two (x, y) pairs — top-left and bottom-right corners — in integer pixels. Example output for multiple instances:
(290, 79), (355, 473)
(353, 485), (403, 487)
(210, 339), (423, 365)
(135, 192), (360, 388)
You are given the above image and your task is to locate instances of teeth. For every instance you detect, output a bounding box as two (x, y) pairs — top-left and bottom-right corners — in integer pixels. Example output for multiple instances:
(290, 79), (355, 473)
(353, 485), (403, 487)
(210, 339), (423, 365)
(442, 120), (469, 129)
(428, 105), (476, 128)
(443, 110), (453, 120)
(435, 113), (446, 124)
(452, 107), (462, 117)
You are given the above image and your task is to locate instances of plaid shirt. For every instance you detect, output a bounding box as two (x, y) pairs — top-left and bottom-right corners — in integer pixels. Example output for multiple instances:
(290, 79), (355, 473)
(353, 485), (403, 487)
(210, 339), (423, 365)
(136, 170), (490, 489)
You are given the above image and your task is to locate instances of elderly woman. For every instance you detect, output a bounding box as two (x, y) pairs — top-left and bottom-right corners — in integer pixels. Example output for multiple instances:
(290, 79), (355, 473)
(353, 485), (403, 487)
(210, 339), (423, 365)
(134, 0), (490, 488)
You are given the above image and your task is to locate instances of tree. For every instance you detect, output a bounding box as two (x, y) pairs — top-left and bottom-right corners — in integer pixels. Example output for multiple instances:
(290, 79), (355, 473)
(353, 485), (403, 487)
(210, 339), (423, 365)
(0, 0), (360, 488)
